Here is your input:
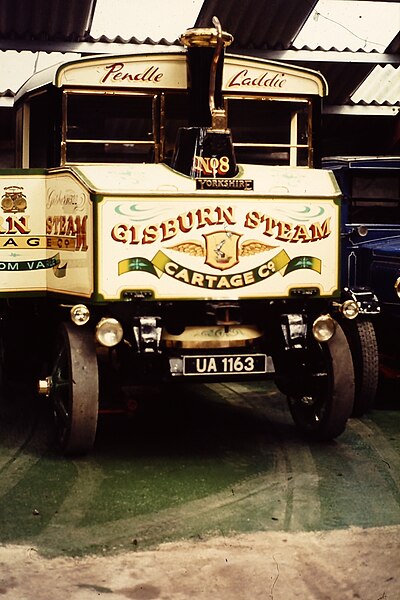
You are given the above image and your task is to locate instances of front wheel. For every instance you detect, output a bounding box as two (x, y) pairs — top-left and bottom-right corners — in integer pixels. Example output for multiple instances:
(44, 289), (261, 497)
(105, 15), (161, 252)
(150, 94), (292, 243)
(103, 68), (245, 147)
(287, 320), (355, 441)
(50, 322), (99, 456)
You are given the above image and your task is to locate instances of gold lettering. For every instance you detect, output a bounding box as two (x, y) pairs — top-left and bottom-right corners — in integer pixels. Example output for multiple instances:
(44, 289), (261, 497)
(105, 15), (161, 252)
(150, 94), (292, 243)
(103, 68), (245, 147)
(290, 224), (312, 243)
(142, 224), (158, 244)
(111, 224), (128, 243)
(160, 219), (178, 241)
(309, 218), (331, 239)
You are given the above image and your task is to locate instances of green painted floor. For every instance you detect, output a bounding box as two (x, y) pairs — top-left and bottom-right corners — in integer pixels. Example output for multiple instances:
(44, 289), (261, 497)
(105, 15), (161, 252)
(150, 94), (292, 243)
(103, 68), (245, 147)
(1, 379), (399, 558)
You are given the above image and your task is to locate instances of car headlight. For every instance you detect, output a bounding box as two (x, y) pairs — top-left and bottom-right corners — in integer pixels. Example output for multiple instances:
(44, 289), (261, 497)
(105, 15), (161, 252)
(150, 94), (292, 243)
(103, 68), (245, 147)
(395, 276), (400, 300)
(312, 314), (336, 342)
(341, 299), (359, 320)
(95, 317), (123, 347)
(70, 304), (90, 325)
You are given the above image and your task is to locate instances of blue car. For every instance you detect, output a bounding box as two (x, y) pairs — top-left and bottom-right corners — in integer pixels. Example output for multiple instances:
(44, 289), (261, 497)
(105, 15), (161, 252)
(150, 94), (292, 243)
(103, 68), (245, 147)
(323, 156), (400, 412)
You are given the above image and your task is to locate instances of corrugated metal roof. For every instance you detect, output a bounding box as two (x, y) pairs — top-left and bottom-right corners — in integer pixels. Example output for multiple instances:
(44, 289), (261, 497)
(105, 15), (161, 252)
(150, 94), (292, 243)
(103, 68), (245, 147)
(295, 60), (375, 105)
(351, 65), (400, 105)
(0, 1), (398, 130)
(0, 0), (95, 39)
(0, 0), (398, 111)
(194, 0), (318, 49)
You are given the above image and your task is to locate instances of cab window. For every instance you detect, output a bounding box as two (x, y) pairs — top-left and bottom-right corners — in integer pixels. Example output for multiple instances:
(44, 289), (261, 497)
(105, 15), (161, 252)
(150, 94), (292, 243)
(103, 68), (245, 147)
(64, 92), (158, 164)
(226, 97), (311, 167)
(349, 172), (400, 223)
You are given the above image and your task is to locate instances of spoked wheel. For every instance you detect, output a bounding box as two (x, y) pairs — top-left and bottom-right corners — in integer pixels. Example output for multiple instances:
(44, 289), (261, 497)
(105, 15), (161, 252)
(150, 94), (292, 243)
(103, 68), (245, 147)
(50, 322), (99, 456)
(339, 318), (379, 417)
(287, 320), (355, 441)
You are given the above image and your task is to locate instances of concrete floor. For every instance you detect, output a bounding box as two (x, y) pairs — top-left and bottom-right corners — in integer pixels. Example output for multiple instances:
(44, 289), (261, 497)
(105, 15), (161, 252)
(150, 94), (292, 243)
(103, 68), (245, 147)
(0, 377), (399, 599)
(0, 378), (399, 560)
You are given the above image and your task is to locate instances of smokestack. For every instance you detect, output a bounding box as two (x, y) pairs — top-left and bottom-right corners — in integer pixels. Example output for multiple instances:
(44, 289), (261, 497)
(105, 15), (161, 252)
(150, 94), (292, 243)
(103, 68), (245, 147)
(171, 17), (238, 179)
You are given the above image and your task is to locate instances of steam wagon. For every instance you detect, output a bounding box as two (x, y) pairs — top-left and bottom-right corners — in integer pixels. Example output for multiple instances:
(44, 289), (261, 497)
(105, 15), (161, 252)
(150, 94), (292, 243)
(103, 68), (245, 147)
(0, 18), (369, 454)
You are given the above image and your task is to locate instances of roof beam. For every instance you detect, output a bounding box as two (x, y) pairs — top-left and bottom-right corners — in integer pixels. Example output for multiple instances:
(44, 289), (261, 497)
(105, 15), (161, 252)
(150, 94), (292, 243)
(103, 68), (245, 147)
(323, 105), (400, 116)
(0, 39), (399, 65)
(0, 39), (181, 54)
(234, 49), (400, 65)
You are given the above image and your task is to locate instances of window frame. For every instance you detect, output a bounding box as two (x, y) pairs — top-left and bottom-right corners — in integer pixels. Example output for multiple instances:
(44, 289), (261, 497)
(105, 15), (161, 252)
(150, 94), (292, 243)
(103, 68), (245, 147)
(224, 95), (313, 167)
(61, 89), (161, 166)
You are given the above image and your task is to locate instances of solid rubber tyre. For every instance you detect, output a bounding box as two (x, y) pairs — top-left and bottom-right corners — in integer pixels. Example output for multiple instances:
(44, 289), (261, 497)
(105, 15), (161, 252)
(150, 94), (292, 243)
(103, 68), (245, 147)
(287, 320), (355, 441)
(340, 318), (379, 417)
(51, 322), (99, 456)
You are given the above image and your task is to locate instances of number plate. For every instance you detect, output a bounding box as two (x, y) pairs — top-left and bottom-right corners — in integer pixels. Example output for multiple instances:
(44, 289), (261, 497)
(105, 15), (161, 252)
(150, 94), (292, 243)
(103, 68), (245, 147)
(183, 354), (267, 376)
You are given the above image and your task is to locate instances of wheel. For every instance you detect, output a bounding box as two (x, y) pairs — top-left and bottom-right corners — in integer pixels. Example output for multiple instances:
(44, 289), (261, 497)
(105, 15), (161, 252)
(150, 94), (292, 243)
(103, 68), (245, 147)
(287, 319), (355, 441)
(340, 318), (379, 417)
(50, 322), (99, 456)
